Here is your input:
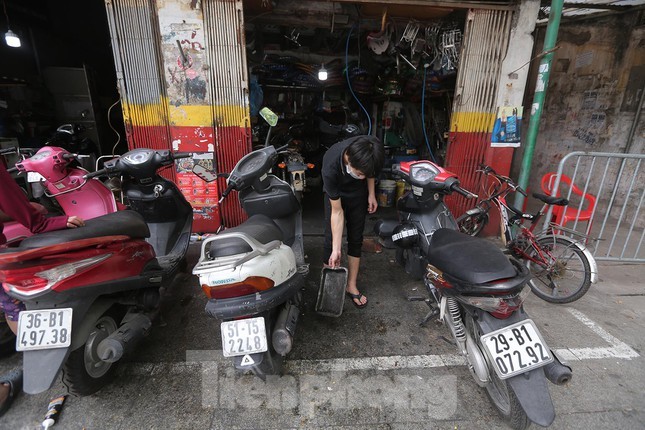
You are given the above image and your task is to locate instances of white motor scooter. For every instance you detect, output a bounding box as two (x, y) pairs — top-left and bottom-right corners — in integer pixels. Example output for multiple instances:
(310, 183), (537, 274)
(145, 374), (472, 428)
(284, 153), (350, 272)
(193, 108), (308, 378)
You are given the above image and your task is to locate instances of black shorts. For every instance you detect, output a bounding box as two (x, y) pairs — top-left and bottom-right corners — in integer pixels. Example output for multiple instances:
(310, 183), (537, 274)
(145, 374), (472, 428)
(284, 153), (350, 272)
(323, 193), (367, 262)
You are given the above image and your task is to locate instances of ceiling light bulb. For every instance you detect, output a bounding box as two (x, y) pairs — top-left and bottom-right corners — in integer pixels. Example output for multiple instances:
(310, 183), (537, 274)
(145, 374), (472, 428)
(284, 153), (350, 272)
(5, 29), (20, 48)
(318, 65), (328, 81)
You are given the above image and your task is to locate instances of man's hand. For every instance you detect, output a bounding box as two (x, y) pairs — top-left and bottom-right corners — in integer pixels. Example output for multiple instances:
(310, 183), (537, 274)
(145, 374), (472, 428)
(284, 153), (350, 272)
(328, 249), (342, 268)
(66, 216), (85, 228)
(367, 194), (378, 214)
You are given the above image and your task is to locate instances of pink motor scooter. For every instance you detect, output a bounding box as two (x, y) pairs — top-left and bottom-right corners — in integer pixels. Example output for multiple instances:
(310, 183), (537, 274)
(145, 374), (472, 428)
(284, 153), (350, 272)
(2, 146), (123, 244)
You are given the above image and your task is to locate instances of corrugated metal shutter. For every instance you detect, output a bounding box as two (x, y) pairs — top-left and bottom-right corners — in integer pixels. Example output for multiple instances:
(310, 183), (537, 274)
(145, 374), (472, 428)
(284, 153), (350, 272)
(203, 0), (252, 227)
(105, 0), (252, 230)
(104, 0), (174, 184)
(444, 9), (513, 217)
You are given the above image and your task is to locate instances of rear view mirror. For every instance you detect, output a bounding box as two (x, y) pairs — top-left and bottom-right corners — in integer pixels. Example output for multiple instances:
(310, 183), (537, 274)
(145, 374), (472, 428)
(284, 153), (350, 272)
(192, 164), (217, 183)
(259, 107), (278, 127)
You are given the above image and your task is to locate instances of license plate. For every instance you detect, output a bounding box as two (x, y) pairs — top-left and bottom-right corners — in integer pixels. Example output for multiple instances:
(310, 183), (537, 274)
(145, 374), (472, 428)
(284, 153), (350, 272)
(220, 317), (268, 357)
(480, 319), (553, 379)
(27, 172), (44, 183)
(16, 308), (73, 352)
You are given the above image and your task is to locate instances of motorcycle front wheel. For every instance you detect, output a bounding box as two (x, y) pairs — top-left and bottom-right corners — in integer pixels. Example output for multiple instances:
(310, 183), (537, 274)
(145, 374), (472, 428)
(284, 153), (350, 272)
(62, 307), (125, 396)
(526, 236), (592, 303)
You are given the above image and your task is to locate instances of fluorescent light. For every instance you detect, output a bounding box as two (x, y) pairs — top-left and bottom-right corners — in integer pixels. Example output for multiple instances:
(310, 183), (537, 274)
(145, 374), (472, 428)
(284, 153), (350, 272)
(5, 29), (20, 47)
(318, 65), (328, 81)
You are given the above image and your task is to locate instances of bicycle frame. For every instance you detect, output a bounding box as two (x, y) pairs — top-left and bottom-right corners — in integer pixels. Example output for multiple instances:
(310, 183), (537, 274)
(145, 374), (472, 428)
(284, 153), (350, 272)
(476, 173), (565, 271)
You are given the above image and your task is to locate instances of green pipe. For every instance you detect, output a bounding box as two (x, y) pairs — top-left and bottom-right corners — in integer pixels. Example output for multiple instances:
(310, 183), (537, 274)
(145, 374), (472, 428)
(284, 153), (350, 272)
(514, 0), (564, 210)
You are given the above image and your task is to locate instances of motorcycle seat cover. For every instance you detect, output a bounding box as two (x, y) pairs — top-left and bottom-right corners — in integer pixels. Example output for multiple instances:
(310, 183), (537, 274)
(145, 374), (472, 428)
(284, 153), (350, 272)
(427, 228), (517, 285)
(17, 210), (150, 249)
(209, 214), (283, 258)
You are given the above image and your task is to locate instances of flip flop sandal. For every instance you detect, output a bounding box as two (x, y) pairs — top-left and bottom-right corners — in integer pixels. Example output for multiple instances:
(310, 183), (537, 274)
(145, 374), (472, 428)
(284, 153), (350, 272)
(346, 291), (368, 309)
(0, 368), (22, 418)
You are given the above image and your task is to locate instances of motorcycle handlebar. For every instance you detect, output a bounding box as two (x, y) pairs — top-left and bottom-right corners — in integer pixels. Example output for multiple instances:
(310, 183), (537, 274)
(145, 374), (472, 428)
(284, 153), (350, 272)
(84, 168), (107, 179)
(452, 184), (478, 199)
(173, 152), (192, 159)
(218, 183), (235, 204)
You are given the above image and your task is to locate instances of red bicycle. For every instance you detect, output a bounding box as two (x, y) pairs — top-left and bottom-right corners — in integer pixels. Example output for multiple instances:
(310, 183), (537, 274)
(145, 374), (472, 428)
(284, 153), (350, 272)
(457, 165), (598, 303)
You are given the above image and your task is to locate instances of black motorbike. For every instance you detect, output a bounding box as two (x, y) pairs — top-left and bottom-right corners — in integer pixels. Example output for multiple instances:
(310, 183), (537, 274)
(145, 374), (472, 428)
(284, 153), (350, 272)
(375, 160), (573, 429)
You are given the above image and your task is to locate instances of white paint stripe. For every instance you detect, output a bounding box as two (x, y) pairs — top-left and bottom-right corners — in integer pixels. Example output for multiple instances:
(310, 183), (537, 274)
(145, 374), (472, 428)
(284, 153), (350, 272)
(285, 354), (466, 373)
(553, 308), (640, 361)
(121, 310), (639, 375)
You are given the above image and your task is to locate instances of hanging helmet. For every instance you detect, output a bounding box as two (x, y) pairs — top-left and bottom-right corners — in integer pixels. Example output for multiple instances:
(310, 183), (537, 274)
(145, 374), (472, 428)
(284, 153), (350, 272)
(391, 223), (419, 248)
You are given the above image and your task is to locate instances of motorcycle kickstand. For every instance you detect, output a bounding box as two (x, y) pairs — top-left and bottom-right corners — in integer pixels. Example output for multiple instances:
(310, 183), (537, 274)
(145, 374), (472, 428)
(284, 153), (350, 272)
(407, 295), (440, 327)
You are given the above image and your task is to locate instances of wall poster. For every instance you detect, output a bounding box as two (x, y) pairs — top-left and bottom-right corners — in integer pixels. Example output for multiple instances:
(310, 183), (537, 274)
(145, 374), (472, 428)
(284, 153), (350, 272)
(491, 106), (523, 148)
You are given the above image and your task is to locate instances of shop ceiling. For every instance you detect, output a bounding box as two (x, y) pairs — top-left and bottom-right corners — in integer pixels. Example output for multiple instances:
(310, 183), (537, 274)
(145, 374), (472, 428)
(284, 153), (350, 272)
(242, 0), (513, 28)
(244, 0), (645, 25)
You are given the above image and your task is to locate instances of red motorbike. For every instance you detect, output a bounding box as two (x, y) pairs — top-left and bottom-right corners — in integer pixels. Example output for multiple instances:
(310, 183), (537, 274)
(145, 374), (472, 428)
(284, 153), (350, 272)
(0, 148), (192, 396)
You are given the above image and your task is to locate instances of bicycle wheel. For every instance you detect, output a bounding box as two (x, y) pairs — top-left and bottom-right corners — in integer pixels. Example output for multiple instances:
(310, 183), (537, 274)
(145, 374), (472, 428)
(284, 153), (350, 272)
(456, 211), (488, 236)
(526, 236), (592, 303)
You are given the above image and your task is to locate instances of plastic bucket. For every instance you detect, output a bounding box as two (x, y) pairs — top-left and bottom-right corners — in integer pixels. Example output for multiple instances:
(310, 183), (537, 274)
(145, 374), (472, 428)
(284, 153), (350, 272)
(377, 180), (397, 207)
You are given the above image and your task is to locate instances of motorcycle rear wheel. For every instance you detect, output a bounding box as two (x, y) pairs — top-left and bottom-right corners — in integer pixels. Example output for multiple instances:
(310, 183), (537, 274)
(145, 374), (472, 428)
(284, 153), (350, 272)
(0, 316), (16, 358)
(456, 211), (488, 236)
(466, 314), (529, 430)
(485, 367), (530, 430)
(62, 307), (124, 396)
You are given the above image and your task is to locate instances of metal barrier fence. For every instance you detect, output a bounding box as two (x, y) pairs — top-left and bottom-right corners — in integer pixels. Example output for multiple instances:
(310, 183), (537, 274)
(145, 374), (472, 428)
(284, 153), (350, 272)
(542, 152), (645, 263)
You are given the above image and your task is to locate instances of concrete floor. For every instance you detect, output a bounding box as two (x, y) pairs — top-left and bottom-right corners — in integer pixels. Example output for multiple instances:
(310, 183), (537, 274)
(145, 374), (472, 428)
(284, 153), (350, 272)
(1, 190), (643, 429)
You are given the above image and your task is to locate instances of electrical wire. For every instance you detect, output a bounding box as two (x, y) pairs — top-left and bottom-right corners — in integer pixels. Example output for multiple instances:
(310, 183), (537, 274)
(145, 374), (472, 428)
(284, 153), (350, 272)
(421, 65), (437, 163)
(345, 24), (371, 135)
(107, 99), (122, 157)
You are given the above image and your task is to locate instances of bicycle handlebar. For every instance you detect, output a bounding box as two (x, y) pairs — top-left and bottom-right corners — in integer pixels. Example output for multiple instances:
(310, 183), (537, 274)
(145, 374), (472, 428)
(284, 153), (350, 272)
(478, 164), (528, 196)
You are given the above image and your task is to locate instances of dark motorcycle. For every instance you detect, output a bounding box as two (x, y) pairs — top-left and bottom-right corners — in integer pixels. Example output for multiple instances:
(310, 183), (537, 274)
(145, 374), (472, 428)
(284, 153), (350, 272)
(375, 160), (573, 429)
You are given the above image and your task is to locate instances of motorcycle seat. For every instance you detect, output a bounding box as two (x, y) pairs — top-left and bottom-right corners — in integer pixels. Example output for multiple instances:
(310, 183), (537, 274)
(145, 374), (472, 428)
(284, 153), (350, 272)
(17, 210), (150, 249)
(427, 228), (517, 285)
(209, 214), (283, 258)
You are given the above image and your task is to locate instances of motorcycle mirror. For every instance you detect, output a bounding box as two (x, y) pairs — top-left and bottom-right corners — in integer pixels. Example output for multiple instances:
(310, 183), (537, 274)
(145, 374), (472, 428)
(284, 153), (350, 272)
(192, 164), (217, 183)
(56, 124), (75, 135)
(259, 107), (278, 127)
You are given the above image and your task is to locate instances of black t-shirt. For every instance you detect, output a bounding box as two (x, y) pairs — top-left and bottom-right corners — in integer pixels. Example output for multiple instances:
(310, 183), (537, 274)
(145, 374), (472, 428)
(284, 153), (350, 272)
(321, 137), (368, 200)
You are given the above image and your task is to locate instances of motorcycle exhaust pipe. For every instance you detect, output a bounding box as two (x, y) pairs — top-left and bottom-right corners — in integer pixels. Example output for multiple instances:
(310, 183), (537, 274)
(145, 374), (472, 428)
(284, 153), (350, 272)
(543, 353), (573, 385)
(272, 303), (299, 356)
(96, 314), (153, 363)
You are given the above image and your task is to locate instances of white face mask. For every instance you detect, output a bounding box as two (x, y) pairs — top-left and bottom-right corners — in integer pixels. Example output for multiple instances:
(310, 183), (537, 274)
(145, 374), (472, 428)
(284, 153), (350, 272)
(346, 162), (365, 180)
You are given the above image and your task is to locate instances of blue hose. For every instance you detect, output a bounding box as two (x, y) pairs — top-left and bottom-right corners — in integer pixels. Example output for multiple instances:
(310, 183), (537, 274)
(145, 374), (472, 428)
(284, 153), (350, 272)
(345, 25), (372, 135)
(422, 66), (437, 163)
